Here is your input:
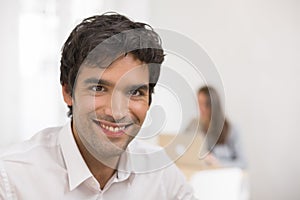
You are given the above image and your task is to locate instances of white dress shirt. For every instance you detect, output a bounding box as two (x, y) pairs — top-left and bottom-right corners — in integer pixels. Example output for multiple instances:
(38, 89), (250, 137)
(0, 122), (196, 200)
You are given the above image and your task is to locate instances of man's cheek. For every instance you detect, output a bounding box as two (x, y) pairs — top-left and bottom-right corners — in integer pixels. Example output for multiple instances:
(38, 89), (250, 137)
(74, 97), (98, 114)
(131, 102), (149, 124)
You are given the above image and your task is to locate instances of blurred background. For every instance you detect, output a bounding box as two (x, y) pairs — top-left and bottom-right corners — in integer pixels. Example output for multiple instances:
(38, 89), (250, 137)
(1, 0), (300, 199)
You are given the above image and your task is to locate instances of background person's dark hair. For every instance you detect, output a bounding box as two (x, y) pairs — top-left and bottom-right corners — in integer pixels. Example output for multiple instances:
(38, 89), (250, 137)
(60, 12), (165, 117)
(198, 86), (229, 145)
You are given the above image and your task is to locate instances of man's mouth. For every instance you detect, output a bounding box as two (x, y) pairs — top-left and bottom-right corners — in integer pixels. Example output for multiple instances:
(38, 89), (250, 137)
(100, 123), (125, 132)
(93, 119), (133, 137)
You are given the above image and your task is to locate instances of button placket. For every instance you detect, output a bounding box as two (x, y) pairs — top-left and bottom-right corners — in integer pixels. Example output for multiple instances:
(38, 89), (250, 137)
(96, 192), (103, 200)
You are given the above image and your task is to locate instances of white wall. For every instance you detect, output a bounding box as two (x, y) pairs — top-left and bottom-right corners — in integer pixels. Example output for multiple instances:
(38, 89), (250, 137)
(0, 0), (20, 146)
(149, 0), (300, 199)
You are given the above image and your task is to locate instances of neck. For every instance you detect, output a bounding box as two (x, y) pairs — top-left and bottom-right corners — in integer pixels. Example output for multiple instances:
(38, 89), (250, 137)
(72, 131), (120, 189)
(200, 118), (210, 132)
(81, 146), (119, 189)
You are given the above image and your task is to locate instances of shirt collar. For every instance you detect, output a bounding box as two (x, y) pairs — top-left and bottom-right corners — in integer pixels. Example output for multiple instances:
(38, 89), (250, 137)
(117, 147), (132, 181)
(59, 121), (92, 191)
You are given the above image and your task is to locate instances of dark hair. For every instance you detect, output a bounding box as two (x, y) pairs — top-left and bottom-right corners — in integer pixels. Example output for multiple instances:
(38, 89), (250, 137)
(198, 86), (229, 145)
(60, 13), (165, 116)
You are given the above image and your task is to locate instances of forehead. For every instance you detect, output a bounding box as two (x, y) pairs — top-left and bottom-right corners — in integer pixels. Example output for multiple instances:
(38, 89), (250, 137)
(76, 54), (149, 86)
(198, 92), (208, 101)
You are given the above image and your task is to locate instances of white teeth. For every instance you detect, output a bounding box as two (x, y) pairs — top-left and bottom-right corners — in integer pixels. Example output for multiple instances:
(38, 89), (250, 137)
(99, 123), (125, 132)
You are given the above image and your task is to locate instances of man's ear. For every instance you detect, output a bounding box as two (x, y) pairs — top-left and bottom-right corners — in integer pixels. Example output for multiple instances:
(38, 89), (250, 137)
(62, 84), (72, 106)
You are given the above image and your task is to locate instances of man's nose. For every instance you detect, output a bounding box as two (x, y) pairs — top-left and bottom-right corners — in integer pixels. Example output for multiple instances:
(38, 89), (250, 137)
(104, 91), (129, 121)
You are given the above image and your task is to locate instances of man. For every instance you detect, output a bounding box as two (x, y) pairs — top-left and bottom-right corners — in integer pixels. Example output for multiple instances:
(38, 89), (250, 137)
(0, 13), (196, 199)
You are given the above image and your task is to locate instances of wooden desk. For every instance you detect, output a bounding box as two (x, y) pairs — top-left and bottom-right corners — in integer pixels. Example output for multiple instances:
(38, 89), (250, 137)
(158, 133), (218, 180)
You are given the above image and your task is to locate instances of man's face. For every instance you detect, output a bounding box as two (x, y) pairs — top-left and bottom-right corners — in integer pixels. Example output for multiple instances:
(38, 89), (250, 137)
(63, 54), (150, 161)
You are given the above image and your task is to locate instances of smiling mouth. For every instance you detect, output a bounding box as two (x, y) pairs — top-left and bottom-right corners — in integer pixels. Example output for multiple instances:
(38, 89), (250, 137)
(93, 119), (133, 137)
(100, 123), (125, 132)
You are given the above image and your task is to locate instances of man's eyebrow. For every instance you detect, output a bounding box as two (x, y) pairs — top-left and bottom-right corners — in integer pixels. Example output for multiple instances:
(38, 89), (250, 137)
(128, 84), (149, 91)
(83, 78), (113, 86)
(84, 78), (149, 91)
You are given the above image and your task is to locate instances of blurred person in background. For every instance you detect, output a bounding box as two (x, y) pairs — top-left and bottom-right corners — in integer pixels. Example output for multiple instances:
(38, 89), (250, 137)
(0, 12), (196, 199)
(186, 86), (246, 169)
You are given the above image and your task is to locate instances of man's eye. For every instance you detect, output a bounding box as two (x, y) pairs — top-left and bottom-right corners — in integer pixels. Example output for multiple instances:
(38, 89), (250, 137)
(129, 89), (142, 96)
(91, 85), (105, 92)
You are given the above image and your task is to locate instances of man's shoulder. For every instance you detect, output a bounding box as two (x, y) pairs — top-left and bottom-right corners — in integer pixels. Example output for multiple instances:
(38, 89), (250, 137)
(0, 126), (63, 162)
(127, 140), (181, 173)
(129, 139), (163, 153)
